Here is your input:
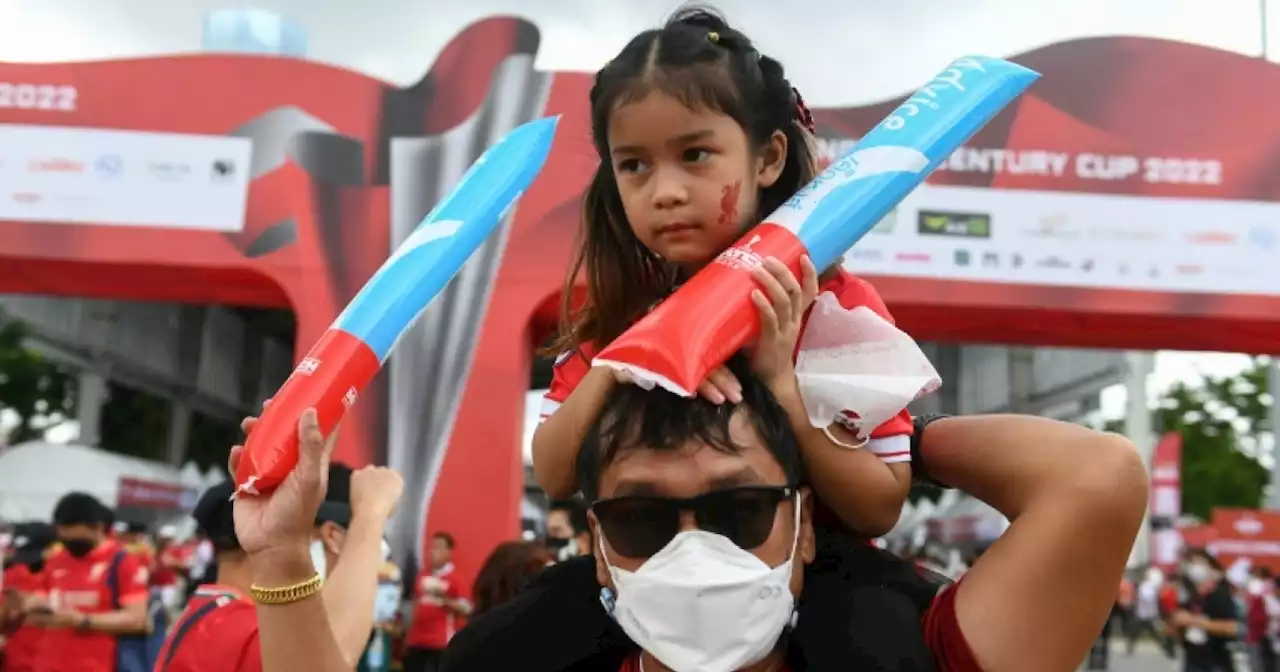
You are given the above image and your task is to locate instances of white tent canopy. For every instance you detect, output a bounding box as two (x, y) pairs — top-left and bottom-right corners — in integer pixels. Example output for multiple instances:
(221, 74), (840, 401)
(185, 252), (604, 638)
(0, 441), (218, 523)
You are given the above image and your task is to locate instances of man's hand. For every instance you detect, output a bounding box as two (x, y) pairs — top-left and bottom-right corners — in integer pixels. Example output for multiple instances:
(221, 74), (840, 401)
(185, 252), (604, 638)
(28, 608), (84, 629)
(350, 466), (404, 522)
(1169, 610), (1202, 629)
(230, 408), (337, 558)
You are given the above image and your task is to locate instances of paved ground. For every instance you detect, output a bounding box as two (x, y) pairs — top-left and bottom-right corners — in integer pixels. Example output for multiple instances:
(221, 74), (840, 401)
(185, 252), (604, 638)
(1081, 638), (1253, 672)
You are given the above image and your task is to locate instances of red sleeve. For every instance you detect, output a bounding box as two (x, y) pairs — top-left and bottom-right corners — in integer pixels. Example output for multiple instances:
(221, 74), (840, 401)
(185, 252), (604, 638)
(829, 273), (914, 441)
(922, 581), (982, 672)
(238, 629), (263, 672)
(543, 343), (598, 408)
(116, 553), (150, 605)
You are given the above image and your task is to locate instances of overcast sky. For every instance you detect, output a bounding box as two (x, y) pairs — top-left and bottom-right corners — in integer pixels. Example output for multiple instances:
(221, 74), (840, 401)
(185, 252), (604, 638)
(2, 0), (1277, 106)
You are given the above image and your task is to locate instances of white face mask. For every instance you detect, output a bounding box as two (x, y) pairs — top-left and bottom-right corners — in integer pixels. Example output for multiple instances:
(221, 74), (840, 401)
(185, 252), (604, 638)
(600, 493), (801, 672)
(373, 582), (401, 623)
(1185, 562), (1212, 585)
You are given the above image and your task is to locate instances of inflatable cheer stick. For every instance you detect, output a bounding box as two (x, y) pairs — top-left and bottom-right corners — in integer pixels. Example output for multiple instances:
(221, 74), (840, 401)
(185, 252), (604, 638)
(595, 57), (1038, 396)
(235, 115), (559, 496)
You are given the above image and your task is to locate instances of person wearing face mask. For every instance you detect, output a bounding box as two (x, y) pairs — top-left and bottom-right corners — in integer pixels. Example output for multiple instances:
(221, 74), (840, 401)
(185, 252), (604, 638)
(405, 532), (472, 672)
(157, 459), (403, 672)
(23, 493), (150, 672)
(1128, 566), (1175, 659)
(546, 500), (591, 562)
(1172, 550), (1240, 672)
(443, 352), (1149, 672)
(1, 522), (55, 672)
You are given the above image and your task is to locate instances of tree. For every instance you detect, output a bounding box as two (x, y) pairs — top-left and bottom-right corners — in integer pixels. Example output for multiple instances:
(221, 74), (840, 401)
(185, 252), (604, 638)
(1107, 357), (1273, 521)
(0, 319), (77, 444)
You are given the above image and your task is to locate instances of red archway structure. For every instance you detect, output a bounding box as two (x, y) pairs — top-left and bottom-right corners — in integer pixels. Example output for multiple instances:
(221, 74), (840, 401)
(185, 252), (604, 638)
(3, 21), (1279, 589)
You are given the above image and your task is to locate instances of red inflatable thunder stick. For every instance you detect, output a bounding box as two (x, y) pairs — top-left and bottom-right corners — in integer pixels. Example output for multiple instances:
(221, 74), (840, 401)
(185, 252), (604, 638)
(234, 116), (558, 496)
(594, 57), (1038, 396)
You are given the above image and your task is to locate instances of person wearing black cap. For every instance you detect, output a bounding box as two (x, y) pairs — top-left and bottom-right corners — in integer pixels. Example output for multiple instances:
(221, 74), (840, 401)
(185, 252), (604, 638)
(2, 522), (56, 672)
(157, 454), (403, 672)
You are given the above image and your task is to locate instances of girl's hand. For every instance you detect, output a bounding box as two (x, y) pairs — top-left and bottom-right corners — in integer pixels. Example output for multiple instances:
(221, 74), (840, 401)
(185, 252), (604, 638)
(697, 366), (743, 405)
(749, 255), (819, 388)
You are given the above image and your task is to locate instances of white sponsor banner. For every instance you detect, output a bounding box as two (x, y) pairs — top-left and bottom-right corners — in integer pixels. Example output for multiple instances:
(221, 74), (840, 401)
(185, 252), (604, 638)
(0, 124), (251, 232)
(845, 184), (1279, 296)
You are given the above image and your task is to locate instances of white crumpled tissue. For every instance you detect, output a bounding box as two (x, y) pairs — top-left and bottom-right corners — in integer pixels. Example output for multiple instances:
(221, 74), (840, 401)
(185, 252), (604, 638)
(795, 292), (941, 446)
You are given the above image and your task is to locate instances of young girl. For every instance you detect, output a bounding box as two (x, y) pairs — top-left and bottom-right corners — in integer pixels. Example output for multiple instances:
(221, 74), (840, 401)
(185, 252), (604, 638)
(532, 7), (939, 670)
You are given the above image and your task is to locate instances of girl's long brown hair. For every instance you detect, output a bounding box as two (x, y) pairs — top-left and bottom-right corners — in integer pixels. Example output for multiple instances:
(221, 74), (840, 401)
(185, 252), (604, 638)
(544, 6), (820, 357)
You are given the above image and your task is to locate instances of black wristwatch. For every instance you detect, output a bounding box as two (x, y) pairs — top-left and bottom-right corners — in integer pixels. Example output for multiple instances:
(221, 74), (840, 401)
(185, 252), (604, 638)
(77, 615), (93, 633)
(911, 413), (952, 490)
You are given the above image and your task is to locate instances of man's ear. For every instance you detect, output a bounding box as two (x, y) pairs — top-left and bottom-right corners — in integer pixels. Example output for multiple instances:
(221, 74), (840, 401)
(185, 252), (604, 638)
(797, 487), (816, 565)
(318, 521), (345, 554)
(588, 511), (612, 588)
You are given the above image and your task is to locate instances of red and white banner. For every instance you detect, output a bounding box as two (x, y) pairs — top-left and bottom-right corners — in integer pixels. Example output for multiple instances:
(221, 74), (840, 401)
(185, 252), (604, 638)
(1206, 508), (1280, 573)
(116, 477), (199, 511)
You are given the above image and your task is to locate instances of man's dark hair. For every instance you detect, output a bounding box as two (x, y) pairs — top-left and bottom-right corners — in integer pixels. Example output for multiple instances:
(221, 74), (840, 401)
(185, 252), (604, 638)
(433, 532), (455, 549)
(576, 354), (802, 501)
(193, 481), (240, 553)
(315, 463), (354, 527)
(52, 492), (109, 528)
(549, 499), (589, 535)
(1187, 548), (1224, 572)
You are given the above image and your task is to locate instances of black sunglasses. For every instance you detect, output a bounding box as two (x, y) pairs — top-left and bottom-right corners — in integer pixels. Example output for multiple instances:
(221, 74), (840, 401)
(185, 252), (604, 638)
(591, 486), (795, 558)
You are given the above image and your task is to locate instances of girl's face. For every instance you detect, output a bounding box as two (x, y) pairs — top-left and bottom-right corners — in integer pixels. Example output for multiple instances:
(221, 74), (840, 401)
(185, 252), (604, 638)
(607, 91), (787, 268)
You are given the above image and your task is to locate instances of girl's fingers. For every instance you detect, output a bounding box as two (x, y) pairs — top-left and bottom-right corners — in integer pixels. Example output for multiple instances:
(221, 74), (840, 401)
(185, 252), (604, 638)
(752, 289), (780, 335)
(241, 416), (259, 435)
(706, 366), (743, 404)
(753, 265), (790, 319)
(697, 380), (727, 404)
(799, 255), (820, 304)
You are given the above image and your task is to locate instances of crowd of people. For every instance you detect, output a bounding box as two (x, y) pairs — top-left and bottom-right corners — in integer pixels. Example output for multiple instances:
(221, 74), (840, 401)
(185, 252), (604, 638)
(1095, 553), (1280, 671)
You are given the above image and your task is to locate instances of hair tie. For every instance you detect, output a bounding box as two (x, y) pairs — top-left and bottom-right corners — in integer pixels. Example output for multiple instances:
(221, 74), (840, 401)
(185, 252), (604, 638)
(792, 87), (816, 134)
(707, 31), (720, 44)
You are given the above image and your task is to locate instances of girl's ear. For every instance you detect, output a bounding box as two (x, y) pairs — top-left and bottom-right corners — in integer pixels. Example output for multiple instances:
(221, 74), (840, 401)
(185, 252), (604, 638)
(756, 129), (788, 188)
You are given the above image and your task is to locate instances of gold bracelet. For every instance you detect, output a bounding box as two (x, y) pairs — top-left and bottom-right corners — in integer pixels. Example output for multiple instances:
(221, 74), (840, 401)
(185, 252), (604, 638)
(250, 574), (323, 605)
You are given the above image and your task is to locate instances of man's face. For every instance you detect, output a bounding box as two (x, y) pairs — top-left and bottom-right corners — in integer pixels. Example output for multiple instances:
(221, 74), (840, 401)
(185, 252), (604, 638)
(545, 510), (574, 541)
(430, 537), (452, 567)
(546, 510), (588, 557)
(589, 409), (814, 598)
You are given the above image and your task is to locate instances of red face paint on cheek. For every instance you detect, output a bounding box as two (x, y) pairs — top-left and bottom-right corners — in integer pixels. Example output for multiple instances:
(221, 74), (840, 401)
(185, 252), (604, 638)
(717, 180), (742, 228)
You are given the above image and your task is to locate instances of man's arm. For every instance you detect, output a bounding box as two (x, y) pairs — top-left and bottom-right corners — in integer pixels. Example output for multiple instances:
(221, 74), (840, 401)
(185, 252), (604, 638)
(87, 556), (150, 635)
(318, 466), (402, 668)
(253, 547), (352, 672)
(920, 415), (1148, 672)
(82, 599), (148, 635)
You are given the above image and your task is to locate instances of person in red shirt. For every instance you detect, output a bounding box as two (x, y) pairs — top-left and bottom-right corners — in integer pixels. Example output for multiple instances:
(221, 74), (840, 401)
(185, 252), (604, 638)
(405, 533), (471, 672)
(441, 356), (1148, 672)
(23, 493), (149, 672)
(1, 522), (56, 672)
(157, 458), (404, 672)
(152, 529), (190, 619)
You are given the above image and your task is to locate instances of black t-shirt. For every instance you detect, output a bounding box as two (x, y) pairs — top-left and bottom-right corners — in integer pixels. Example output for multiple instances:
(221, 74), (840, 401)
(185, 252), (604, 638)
(1181, 580), (1239, 672)
(440, 530), (952, 672)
